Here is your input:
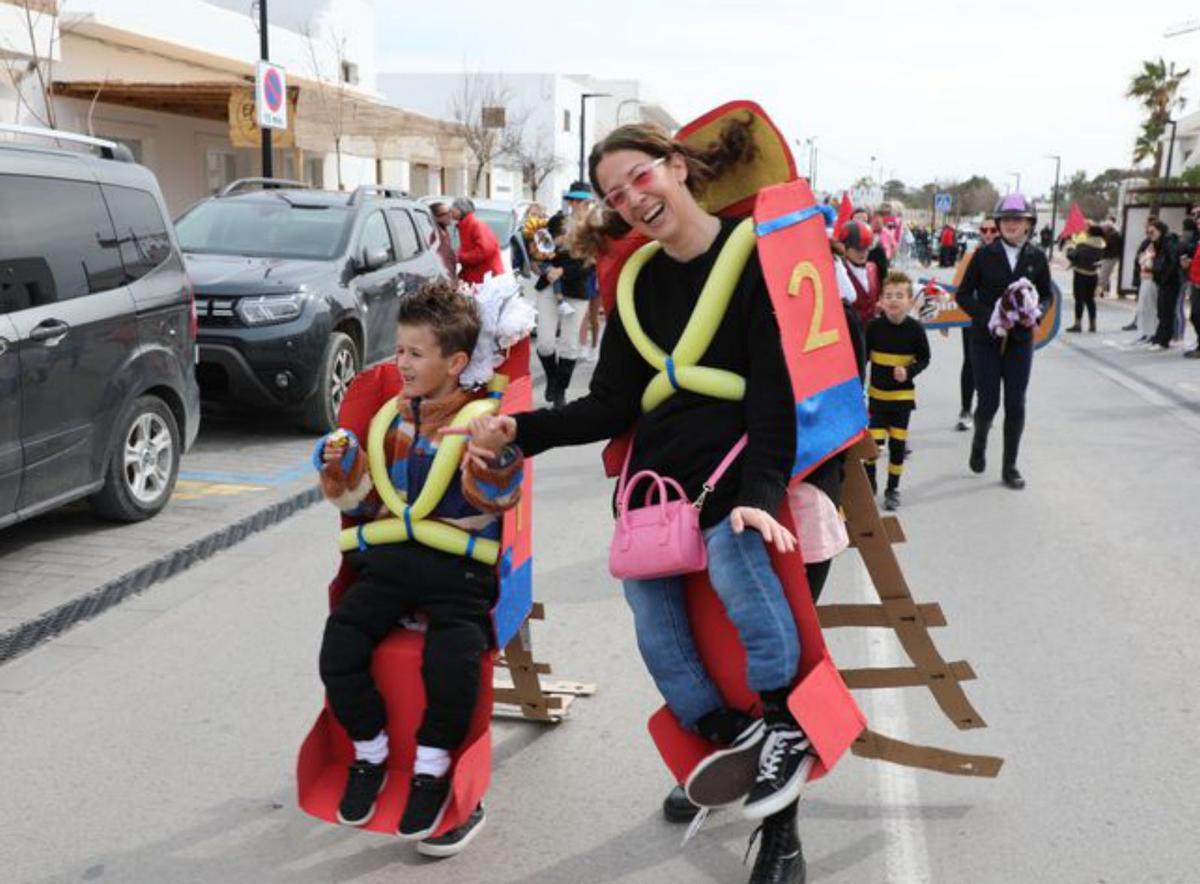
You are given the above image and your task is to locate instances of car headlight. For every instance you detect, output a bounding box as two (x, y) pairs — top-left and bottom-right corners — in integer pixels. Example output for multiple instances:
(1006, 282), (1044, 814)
(237, 294), (304, 326)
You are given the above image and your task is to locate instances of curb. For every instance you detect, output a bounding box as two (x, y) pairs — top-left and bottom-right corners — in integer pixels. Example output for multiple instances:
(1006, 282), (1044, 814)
(0, 487), (321, 668)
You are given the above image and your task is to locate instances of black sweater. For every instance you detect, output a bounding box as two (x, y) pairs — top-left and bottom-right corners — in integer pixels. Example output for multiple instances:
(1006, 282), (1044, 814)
(955, 239), (1054, 343)
(865, 315), (930, 409)
(515, 219), (795, 529)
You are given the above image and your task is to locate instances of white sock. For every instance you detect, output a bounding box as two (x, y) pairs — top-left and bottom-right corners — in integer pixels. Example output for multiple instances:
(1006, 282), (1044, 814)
(353, 731), (389, 765)
(414, 744), (451, 778)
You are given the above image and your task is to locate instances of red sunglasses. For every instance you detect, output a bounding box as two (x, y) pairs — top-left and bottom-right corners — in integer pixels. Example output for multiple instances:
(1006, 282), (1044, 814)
(601, 157), (667, 211)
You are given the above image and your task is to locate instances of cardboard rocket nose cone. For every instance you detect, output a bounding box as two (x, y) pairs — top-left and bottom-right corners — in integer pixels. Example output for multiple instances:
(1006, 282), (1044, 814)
(675, 100), (797, 217)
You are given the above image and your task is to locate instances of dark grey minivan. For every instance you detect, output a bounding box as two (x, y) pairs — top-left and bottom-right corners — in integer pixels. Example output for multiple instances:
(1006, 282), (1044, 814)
(0, 126), (200, 528)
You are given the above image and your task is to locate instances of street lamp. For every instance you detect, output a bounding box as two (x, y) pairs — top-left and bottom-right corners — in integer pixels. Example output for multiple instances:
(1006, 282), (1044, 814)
(1046, 154), (1061, 256)
(1164, 118), (1179, 182)
(803, 136), (819, 189)
(1009, 171), (1021, 194)
(579, 92), (611, 181)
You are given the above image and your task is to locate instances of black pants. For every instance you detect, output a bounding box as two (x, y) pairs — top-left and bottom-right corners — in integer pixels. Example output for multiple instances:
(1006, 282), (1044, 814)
(1073, 273), (1097, 325)
(1152, 285), (1182, 346)
(971, 332), (1033, 426)
(866, 404), (912, 491)
(319, 544), (495, 749)
(959, 328), (974, 415)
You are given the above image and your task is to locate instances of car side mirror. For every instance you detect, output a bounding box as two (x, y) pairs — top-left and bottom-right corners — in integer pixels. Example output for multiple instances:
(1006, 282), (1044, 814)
(357, 247), (390, 273)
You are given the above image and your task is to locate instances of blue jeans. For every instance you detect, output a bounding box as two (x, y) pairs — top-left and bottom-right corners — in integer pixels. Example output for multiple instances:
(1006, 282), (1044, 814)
(622, 516), (801, 730)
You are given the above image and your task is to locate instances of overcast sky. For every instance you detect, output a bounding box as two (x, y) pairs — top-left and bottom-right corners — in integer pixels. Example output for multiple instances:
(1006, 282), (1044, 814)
(377, 0), (1200, 198)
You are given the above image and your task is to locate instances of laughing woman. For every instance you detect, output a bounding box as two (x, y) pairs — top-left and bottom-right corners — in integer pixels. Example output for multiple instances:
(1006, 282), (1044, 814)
(471, 118), (842, 884)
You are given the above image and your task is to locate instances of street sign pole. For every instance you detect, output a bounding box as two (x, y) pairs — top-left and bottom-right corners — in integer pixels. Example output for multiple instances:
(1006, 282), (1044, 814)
(259, 0), (272, 178)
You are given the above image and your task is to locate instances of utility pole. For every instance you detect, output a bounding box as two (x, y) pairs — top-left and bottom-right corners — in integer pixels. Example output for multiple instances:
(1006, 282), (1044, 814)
(258, 0), (272, 177)
(578, 92), (610, 182)
(1047, 154), (1061, 256)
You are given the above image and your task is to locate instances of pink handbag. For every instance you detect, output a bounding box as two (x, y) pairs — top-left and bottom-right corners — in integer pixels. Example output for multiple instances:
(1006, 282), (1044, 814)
(609, 435), (748, 581)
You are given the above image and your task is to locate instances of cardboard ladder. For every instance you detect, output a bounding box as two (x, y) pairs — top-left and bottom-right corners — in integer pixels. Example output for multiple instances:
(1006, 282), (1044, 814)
(823, 436), (1004, 778)
(493, 603), (595, 723)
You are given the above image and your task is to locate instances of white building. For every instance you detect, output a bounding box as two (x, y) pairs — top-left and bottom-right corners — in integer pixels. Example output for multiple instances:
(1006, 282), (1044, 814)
(1161, 108), (1200, 178)
(378, 71), (677, 208)
(0, 0), (471, 214)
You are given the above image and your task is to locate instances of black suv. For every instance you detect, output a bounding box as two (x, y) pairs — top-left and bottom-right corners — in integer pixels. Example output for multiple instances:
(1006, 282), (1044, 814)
(175, 180), (448, 431)
(0, 125), (200, 528)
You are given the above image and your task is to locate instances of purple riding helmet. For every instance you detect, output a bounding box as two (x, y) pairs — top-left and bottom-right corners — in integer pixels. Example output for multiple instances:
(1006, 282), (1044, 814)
(993, 193), (1037, 223)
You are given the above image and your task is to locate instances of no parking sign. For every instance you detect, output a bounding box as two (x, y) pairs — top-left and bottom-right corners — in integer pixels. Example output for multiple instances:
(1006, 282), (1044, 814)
(256, 61), (288, 130)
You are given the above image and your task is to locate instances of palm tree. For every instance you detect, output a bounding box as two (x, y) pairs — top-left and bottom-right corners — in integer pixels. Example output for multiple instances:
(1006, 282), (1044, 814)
(1126, 57), (1191, 179)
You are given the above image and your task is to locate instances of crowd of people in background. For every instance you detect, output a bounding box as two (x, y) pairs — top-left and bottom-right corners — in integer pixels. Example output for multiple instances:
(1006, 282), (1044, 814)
(1121, 206), (1200, 357)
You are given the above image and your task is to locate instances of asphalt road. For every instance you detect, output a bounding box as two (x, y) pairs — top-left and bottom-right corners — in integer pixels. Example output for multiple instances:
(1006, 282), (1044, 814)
(1, 285), (1198, 883)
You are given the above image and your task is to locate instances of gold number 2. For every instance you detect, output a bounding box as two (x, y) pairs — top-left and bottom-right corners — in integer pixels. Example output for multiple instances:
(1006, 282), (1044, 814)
(788, 261), (840, 352)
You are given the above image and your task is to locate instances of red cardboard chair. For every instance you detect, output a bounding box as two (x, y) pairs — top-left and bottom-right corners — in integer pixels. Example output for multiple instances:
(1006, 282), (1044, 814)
(296, 339), (534, 837)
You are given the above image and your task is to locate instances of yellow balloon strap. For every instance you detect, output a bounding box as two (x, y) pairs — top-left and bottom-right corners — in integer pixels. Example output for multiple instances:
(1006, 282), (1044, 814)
(616, 218), (756, 412)
(337, 376), (508, 565)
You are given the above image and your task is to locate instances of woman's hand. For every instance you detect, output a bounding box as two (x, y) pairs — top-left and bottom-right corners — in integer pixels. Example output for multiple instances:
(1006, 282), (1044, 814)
(730, 506), (797, 554)
(464, 415), (517, 470)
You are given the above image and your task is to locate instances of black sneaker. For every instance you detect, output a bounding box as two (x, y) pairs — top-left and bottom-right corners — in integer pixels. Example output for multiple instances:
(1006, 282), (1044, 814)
(746, 818), (806, 884)
(662, 784), (702, 823)
(336, 760), (387, 826)
(416, 802), (485, 858)
(883, 489), (900, 511)
(742, 725), (814, 820)
(955, 411), (973, 431)
(398, 774), (452, 840)
(1185, 348), (1200, 359)
(685, 718), (765, 808)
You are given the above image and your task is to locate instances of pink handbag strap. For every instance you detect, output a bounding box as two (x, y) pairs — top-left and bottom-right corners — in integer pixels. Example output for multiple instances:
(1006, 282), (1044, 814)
(617, 433), (748, 511)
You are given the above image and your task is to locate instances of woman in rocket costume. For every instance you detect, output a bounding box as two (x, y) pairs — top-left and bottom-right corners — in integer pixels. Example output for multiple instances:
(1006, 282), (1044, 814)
(474, 104), (865, 884)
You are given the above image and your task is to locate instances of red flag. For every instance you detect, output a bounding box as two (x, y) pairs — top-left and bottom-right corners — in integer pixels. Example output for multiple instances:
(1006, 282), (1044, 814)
(834, 191), (853, 236)
(1059, 202), (1088, 240)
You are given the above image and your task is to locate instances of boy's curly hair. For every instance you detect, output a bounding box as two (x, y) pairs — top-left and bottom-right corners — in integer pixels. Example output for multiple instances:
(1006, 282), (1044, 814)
(397, 279), (481, 357)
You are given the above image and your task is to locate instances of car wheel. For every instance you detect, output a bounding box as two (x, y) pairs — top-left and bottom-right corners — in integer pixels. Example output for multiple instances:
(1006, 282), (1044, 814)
(300, 331), (358, 433)
(89, 395), (181, 522)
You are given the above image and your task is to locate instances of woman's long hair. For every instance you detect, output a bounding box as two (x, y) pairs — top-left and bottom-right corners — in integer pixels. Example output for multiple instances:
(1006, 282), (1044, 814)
(568, 115), (758, 260)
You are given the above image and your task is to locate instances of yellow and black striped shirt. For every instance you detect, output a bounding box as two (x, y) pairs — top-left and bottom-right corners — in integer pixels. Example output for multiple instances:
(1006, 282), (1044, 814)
(866, 315), (931, 407)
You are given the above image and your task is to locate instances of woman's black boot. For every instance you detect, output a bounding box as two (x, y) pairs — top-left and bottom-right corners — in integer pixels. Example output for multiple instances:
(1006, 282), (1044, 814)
(969, 419), (990, 474)
(537, 351), (559, 406)
(553, 358), (576, 409)
(746, 810), (805, 883)
(1002, 416), (1026, 489)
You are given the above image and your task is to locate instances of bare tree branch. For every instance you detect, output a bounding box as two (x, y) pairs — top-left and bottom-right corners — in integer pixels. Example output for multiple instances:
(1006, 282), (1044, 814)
(0, 0), (63, 129)
(448, 72), (525, 197)
(302, 19), (351, 189)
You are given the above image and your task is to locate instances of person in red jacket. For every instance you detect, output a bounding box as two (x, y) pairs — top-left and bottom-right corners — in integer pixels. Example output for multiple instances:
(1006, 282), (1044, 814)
(451, 198), (505, 284)
(1184, 237), (1200, 359)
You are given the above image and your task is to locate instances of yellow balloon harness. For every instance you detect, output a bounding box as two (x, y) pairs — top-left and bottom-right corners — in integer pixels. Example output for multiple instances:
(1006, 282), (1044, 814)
(335, 376), (509, 566)
(617, 218), (756, 410)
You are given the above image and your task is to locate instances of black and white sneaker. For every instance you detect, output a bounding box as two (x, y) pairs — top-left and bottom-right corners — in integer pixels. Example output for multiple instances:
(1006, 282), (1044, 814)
(742, 726), (814, 820)
(955, 411), (973, 431)
(398, 774), (452, 840)
(336, 760), (387, 826)
(684, 718), (765, 808)
(417, 802), (485, 858)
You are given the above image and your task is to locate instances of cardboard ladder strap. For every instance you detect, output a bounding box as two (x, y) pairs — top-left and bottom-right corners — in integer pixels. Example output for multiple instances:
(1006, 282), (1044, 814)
(831, 435), (1004, 777)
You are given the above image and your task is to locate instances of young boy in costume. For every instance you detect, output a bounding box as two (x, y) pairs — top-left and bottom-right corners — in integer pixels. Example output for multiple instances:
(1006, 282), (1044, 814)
(865, 272), (930, 510)
(314, 280), (522, 842)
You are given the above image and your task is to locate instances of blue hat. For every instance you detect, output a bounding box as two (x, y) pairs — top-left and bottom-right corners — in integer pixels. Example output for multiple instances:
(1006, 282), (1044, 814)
(563, 180), (593, 201)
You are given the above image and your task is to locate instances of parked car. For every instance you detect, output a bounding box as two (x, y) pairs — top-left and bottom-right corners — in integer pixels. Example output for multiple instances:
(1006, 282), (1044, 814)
(0, 125), (200, 528)
(175, 180), (447, 432)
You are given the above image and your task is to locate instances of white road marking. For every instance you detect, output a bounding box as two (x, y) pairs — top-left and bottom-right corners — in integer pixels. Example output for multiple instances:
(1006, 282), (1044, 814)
(855, 558), (933, 884)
